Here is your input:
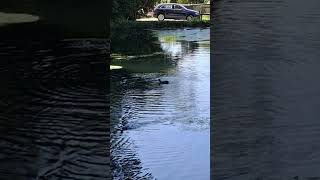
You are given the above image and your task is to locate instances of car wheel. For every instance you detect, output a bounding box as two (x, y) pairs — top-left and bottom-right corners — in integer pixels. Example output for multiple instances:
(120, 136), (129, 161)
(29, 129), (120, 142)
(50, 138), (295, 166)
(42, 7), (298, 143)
(158, 14), (165, 21)
(187, 15), (193, 21)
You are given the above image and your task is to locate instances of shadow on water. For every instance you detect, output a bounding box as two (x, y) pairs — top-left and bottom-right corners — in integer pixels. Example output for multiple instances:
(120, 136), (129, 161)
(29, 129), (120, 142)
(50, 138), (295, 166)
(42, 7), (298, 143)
(111, 29), (162, 56)
(0, 22), (109, 179)
(111, 28), (210, 179)
(110, 69), (156, 180)
(213, 0), (320, 179)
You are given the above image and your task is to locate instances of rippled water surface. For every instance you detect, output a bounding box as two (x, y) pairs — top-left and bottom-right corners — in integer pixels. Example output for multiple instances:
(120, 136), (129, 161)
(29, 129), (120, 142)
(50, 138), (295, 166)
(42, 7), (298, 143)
(111, 28), (210, 179)
(213, 0), (320, 179)
(0, 23), (109, 179)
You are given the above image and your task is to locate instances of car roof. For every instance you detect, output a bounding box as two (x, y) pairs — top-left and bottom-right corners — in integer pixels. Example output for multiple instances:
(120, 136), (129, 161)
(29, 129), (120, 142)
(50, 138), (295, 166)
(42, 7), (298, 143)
(156, 3), (185, 8)
(157, 3), (184, 6)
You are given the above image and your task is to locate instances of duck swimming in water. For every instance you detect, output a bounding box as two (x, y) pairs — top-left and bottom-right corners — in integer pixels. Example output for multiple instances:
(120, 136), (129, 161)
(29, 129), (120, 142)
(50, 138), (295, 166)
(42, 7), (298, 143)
(158, 79), (169, 84)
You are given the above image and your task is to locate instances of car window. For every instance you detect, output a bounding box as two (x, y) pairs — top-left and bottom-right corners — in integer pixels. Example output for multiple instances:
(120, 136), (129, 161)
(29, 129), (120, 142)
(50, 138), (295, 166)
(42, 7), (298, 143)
(161, 4), (172, 9)
(174, 5), (183, 9)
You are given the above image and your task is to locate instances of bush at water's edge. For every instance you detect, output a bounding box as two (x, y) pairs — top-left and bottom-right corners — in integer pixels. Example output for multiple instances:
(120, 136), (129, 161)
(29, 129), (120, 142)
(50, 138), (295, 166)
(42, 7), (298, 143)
(111, 19), (210, 30)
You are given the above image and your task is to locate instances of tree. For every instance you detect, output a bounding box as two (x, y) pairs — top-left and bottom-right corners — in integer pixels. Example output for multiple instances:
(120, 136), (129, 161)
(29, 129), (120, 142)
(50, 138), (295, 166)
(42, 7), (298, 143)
(176, 0), (207, 4)
(177, 0), (188, 4)
(189, 0), (205, 3)
(112, 0), (161, 21)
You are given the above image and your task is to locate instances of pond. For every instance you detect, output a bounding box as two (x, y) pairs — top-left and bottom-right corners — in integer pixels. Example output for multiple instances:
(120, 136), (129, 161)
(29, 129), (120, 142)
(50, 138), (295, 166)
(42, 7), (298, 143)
(0, 22), (109, 179)
(213, 0), (320, 179)
(111, 28), (210, 179)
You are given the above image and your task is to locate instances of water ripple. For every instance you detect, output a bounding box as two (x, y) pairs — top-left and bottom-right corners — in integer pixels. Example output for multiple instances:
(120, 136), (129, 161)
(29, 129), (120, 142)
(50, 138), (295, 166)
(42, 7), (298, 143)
(213, 0), (320, 179)
(0, 35), (109, 179)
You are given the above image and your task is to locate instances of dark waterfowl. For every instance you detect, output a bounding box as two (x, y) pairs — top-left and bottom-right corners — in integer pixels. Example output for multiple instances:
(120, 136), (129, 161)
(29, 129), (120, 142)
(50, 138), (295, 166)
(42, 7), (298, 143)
(158, 79), (169, 84)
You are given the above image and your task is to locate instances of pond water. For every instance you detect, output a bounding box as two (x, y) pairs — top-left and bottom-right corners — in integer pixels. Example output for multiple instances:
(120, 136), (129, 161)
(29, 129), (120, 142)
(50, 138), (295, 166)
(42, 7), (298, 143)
(111, 28), (210, 179)
(213, 0), (320, 179)
(0, 22), (109, 179)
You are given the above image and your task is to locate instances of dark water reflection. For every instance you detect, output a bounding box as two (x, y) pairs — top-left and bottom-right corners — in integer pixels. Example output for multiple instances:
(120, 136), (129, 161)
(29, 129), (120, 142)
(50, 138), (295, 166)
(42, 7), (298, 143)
(111, 28), (210, 179)
(213, 0), (320, 179)
(0, 23), (109, 179)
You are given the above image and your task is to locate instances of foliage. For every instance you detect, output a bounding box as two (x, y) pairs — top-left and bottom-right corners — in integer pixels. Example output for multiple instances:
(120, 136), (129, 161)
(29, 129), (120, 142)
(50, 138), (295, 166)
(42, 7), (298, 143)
(111, 19), (210, 31)
(112, 0), (161, 21)
(177, 0), (189, 4)
(176, 0), (207, 3)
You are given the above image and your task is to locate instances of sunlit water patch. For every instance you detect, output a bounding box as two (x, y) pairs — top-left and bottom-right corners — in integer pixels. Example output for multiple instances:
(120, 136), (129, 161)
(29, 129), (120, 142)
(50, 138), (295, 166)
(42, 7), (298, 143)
(0, 12), (39, 26)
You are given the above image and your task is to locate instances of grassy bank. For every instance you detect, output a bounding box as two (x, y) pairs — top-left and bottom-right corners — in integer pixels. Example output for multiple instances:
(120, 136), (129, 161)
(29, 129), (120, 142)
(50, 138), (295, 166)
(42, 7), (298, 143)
(111, 19), (210, 30)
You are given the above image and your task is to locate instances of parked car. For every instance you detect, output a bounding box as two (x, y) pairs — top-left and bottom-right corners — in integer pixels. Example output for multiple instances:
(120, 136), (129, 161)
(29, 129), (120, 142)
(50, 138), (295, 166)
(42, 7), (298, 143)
(153, 3), (200, 21)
